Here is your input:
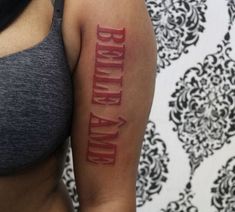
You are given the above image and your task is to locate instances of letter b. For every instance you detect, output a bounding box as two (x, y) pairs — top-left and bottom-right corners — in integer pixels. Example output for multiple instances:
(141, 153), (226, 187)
(97, 25), (125, 43)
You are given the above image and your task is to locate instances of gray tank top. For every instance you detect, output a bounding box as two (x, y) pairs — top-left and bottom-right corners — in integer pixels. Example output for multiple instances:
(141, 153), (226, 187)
(0, 0), (73, 175)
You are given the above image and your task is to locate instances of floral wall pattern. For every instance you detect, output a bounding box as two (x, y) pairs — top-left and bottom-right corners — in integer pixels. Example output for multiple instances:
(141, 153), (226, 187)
(62, 0), (235, 211)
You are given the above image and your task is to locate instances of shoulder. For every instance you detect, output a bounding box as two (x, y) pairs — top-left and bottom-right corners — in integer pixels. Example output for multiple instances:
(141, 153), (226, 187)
(61, 0), (148, 72)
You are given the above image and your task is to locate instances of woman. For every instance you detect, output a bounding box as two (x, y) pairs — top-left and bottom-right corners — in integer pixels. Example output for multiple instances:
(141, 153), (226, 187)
(0, 0), (156, 211)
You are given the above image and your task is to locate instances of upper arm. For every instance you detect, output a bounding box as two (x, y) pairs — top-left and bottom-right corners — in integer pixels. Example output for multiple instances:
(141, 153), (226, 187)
(65, 0), (157, 210)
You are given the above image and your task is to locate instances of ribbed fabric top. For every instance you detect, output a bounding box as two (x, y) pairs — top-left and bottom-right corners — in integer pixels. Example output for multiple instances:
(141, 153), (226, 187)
(0, 0), (73, 175)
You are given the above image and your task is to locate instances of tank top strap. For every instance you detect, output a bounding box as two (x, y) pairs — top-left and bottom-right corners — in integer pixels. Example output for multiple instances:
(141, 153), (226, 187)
(53, 0), (64, 19)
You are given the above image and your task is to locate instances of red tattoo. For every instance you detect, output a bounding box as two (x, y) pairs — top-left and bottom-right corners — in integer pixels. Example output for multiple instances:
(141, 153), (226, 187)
(87, 112), (127, 165)
(89, 112), (125, 128)
(97, 24), (126, 43)
(96, 60), (124, 70)
(92, 91), (122, 105)
(86, 25), (127, 165)
(92, 25), (126, 105)
(96, 43), (125, 60)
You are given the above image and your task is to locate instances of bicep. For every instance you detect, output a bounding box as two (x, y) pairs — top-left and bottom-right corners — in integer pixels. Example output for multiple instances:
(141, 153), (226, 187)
(70, 0), (156, 208)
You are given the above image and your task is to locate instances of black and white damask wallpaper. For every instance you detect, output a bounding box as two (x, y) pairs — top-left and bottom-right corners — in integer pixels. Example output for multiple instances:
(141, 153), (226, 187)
(62, 0), (235, 211)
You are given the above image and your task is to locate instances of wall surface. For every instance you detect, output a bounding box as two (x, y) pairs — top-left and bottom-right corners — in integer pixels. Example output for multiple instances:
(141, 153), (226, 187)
(62, 0), (235, 211)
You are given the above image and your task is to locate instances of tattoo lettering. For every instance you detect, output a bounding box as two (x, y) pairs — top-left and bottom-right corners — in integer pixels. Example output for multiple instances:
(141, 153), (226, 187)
(97, 25), (126, 43)
(92, 25), (126, 105)
(87, 112), (127, 165)
(86, 25), (127, 165)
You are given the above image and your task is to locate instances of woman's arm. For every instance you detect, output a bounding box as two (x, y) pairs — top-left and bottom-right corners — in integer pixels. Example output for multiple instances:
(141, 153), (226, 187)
(64, 0), (157, 211)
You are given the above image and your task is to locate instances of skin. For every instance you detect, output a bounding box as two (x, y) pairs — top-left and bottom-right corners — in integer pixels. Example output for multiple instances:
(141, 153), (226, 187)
(0, 0), (156, 211)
